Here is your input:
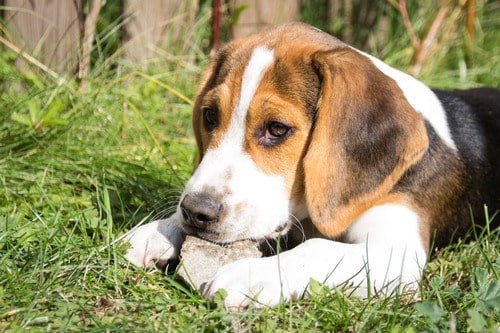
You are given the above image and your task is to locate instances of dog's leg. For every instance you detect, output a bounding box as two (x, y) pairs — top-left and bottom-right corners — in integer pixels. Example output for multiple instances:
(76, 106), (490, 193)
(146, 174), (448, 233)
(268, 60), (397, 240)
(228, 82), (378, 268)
(124, 214), (185, 269)
(202, 238), (425, 309)
(203, 204), (427, 309)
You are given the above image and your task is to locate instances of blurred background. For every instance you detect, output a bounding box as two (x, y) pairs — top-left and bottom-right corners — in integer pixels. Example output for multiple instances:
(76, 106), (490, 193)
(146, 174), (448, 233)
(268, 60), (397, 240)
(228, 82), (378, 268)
(2, 0), (499, 82)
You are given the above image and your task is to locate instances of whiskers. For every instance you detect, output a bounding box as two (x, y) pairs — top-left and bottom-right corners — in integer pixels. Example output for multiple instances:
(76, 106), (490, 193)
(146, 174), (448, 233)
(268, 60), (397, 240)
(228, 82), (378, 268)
(150, 189), (182, 221)
(289, 214), (307, 243)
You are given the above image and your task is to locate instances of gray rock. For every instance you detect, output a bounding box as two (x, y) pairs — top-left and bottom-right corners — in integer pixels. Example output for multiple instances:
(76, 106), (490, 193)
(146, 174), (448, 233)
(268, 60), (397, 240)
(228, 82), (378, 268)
(177, 235), (262, 290)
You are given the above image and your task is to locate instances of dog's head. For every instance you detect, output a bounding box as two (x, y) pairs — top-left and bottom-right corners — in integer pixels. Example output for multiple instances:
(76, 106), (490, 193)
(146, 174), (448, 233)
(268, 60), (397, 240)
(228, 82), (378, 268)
(178, 22), (428, 243)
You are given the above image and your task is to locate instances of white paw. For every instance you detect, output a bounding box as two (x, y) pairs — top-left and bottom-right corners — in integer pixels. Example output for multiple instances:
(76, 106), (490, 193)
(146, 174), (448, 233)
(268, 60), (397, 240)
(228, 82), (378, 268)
(123, 217), (184, 269)
(202, 257), (302, 309)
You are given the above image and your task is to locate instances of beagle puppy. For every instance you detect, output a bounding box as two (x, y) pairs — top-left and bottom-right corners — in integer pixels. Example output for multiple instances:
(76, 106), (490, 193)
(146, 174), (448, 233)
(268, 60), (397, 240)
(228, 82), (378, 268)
(124, 22), (499, 308)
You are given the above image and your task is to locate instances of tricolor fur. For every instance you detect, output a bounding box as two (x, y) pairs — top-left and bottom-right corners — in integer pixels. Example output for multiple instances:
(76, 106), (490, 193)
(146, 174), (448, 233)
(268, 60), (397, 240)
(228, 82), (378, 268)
(124, 22), (499, 308)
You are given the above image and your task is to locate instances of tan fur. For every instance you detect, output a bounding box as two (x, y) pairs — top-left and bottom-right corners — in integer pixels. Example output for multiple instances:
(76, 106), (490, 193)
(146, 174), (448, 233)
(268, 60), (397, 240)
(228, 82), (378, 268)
(242, 84), (312, 199)
(192, 39), (250, 167)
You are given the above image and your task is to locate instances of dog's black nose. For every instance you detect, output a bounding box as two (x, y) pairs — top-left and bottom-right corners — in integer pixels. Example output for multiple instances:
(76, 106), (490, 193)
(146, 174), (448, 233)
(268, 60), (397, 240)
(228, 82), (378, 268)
(180, 193), (223, 229)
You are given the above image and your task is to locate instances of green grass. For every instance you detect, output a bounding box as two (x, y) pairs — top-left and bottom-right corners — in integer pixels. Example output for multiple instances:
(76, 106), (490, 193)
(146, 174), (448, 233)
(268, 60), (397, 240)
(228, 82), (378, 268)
(1, 1), (499, 331)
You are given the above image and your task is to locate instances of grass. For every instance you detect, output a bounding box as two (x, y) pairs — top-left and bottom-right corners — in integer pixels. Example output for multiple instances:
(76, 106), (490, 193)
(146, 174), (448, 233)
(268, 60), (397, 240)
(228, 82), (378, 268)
(1, 1), (499, 331)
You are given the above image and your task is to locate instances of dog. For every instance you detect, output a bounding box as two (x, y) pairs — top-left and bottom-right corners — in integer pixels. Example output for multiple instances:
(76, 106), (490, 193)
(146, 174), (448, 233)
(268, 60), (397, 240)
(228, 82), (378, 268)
(124, 22), (499, 309)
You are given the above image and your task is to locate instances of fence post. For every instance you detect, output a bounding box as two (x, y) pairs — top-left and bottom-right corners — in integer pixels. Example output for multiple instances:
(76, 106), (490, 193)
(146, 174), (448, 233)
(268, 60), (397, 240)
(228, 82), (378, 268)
(123, 0), (198, 64)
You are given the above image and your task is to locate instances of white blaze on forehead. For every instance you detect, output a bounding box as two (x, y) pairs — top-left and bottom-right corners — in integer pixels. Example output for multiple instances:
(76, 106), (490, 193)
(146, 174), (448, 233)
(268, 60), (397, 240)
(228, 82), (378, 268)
(354, 49), (457, 151)
(228, 46), (275, 143)
(190, 45), (275, 183)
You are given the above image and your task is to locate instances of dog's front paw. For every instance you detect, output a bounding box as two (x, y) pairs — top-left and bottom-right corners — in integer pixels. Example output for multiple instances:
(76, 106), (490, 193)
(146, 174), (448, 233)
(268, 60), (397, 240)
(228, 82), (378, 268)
(124, 217), (184, 269)
(202, 257), (302, 309)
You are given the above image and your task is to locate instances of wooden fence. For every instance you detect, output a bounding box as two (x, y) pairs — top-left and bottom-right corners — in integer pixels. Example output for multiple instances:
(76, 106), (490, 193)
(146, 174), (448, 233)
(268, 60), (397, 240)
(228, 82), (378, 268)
(1, 0), (476, 79)
(1, 0), (298, 76)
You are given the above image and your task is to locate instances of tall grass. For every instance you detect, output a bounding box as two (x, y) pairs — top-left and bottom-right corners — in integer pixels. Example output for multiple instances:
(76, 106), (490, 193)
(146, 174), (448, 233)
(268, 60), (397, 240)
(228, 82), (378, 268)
(1, 1), (499, 331)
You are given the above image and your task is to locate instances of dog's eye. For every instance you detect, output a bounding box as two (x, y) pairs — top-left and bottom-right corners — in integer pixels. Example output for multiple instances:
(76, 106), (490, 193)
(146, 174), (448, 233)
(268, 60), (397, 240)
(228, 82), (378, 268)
(268, 122), (290, 138)
(259, 121), (293, 147)
(203, 107), (218, 132)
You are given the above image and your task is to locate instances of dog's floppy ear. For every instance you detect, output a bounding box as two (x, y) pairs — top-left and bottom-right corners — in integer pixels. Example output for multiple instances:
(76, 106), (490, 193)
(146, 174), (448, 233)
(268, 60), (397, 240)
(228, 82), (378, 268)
(304, 48), (429, 237)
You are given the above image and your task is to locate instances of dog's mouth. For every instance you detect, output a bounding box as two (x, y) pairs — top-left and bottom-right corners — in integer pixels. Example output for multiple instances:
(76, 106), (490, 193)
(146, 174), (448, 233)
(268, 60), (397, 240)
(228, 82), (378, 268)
(266, 221), (292, 240)
(180, 220), (232, 244)
(273, 223), (289, 234)
(181, 220), (292, 244)
(180, 223), (219, 240)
